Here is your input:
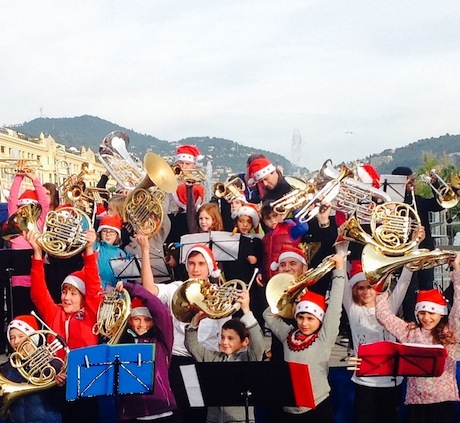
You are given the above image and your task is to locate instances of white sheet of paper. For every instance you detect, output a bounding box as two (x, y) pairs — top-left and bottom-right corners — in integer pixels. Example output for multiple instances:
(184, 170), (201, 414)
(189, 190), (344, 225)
(180, 364), (204, 407)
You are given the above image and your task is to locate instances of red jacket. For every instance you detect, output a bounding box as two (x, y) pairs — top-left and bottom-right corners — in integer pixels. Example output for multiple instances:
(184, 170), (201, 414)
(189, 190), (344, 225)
(30, 252), (103, 350)
(261, 220), (300, 283)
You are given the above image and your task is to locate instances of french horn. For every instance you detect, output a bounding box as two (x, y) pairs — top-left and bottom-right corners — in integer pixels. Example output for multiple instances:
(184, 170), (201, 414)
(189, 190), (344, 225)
(362, 244), (456, 291)
(171, 278), (246, 323)
(0, 329), (68, 418)
(265, 255), (336, 318)
(123, 152), (178, 238)
(92, 287), (131, 345)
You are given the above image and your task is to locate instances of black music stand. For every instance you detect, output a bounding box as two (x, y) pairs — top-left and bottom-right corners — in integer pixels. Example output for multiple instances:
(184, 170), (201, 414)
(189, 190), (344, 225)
(180, 361), (315, 423)
(109, 256), (142, 280)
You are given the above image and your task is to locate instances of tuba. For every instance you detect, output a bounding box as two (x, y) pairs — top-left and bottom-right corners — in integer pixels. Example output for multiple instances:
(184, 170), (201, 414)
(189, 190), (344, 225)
(92, 288), (131, 345)
(123, 152), (178, 238)
(0, 329), (68, 418)
(265, 255), (336, 318)
(214, 177), (246, 203)
(362, 244), (457, 291)
(98, 131), (145, 190)
(171, 278), (246, 323)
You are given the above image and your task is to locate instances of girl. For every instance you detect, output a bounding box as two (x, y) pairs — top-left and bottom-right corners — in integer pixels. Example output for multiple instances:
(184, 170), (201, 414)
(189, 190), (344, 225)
(263, 253), (346, 423)
(116, 280), (176, 422)
(95, 214), (127, 290)
(43, 182), (60, 211)
(198, 202), (224, 233)
(2, 315), (63, 423)
(375, 252), (460, 423)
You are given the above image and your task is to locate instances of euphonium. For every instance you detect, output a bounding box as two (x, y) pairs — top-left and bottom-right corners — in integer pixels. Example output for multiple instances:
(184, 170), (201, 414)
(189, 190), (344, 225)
(270, 179), (316, 215)
(123, 152), (177, 238)
(98, 131), (145, 190)
(92, 287), (131, 345)
(265, 255), (336, 318)
(171, 278), (246, 323)
(214, 177), (246, 203)
(0, 329), (68, 418)
(362, 243), (457, 291)
(172, 164), (206, 185)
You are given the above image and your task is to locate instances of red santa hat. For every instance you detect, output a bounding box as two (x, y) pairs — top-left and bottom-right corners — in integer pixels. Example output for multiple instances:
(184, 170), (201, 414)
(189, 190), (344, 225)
(185, 244), (221, 278)
(18, 189), (38, 207)
(97, 214), (123, 237)
(130, 297), (153, 319)
(62, 269), (87, 296)
(295, 291), (327, 321)
(271, 245), (307, 272)
(7, 314), (40, 346)
(234, 203), (260, 228)
(173, 183), (204, 210)
(415, 289), (448, 316)
(247, 158), (276, 185)
(357, 164), (381, 188)
(174, 145), (204, 164)
(348, 260), (367, 288)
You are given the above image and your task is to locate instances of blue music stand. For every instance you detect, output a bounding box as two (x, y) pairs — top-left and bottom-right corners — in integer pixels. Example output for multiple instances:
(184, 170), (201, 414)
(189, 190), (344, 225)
(66, 343), (155, 401)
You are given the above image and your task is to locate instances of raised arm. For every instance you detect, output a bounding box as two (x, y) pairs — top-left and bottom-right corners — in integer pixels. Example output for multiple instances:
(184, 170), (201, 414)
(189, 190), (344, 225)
(135, 233), (159, 296)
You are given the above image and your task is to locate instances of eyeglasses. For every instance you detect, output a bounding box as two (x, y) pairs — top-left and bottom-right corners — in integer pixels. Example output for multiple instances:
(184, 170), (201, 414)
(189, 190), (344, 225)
(101, 229), (117, 235)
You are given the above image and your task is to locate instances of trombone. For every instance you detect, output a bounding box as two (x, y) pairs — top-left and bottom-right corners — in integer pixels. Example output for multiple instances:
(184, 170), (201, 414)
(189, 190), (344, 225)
(420, 169), (458, 208)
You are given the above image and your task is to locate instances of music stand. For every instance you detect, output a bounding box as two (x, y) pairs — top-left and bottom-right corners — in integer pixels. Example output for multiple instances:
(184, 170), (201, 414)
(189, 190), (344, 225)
(180, 231), (240, 263)
(109, 256), (142, 280)
(66, 343), (155, 401)
(380, 174), (407, 202)
(356, 340), (447, 378)
(180, 361), (315, 423)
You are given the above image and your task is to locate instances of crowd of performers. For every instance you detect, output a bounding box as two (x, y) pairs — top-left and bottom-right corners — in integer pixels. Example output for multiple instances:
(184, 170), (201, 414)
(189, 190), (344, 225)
(0, 142), (459, 423)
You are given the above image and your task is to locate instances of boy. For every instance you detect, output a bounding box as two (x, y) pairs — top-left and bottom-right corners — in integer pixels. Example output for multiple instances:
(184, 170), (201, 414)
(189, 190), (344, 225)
(185, 289), (265, 423)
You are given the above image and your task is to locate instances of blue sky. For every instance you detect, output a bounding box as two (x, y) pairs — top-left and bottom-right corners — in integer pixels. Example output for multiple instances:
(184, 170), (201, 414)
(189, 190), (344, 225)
(2, 1), (460, 170)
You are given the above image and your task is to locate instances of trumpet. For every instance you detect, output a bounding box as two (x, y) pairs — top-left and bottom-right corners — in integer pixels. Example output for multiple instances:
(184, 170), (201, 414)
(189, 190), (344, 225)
(214, 177), (246, 202)
(59, 162), (94, 204)
(172, 164), (206, 184)
(420, 169), (458, 209)
(0, 159), (41, 175)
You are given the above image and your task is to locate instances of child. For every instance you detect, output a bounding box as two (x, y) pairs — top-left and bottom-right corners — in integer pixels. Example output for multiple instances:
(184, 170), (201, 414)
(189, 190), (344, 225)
(344, 260), (413, 423)
(116, 280), (176, 422)
(185, 289), (265, 423)
(7, 168), (49, 317)
(198, 202), (224, 233)
(95, 214), (127, 290)
(263, 253), (346, 422)
(376, 253), (460, 423)
(260, 202), (308, 285)
(26, 228), (103, 350)
(2, 315), (63, 423)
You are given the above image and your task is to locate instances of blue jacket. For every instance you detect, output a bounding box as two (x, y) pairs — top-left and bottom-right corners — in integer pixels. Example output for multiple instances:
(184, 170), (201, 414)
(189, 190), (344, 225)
(95, 240), (127, 290)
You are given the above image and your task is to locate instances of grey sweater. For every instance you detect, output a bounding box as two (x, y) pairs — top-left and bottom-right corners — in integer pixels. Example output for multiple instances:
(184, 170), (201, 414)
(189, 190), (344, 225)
(263, 269), (345, 414)
(185, 311), (265, 423)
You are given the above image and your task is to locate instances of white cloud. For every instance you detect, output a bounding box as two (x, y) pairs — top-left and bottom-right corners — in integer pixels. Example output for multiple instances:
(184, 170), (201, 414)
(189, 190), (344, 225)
(2, 1), (460, 170)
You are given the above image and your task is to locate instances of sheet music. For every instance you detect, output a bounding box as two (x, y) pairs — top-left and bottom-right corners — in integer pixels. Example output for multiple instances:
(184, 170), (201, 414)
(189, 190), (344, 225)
(180, 364), (205, 407)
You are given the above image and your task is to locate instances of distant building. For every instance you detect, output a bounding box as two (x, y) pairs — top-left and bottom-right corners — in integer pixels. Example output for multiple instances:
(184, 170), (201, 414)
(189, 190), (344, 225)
(0, 127), (111, 193)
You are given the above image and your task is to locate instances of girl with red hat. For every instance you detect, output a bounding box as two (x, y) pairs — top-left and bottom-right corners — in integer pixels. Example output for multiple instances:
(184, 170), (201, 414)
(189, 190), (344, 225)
(95, 214), (127, 290)
(376, 252), (460, 423)
(6, 167), (49, 317)
(263, 252), (347, 422)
